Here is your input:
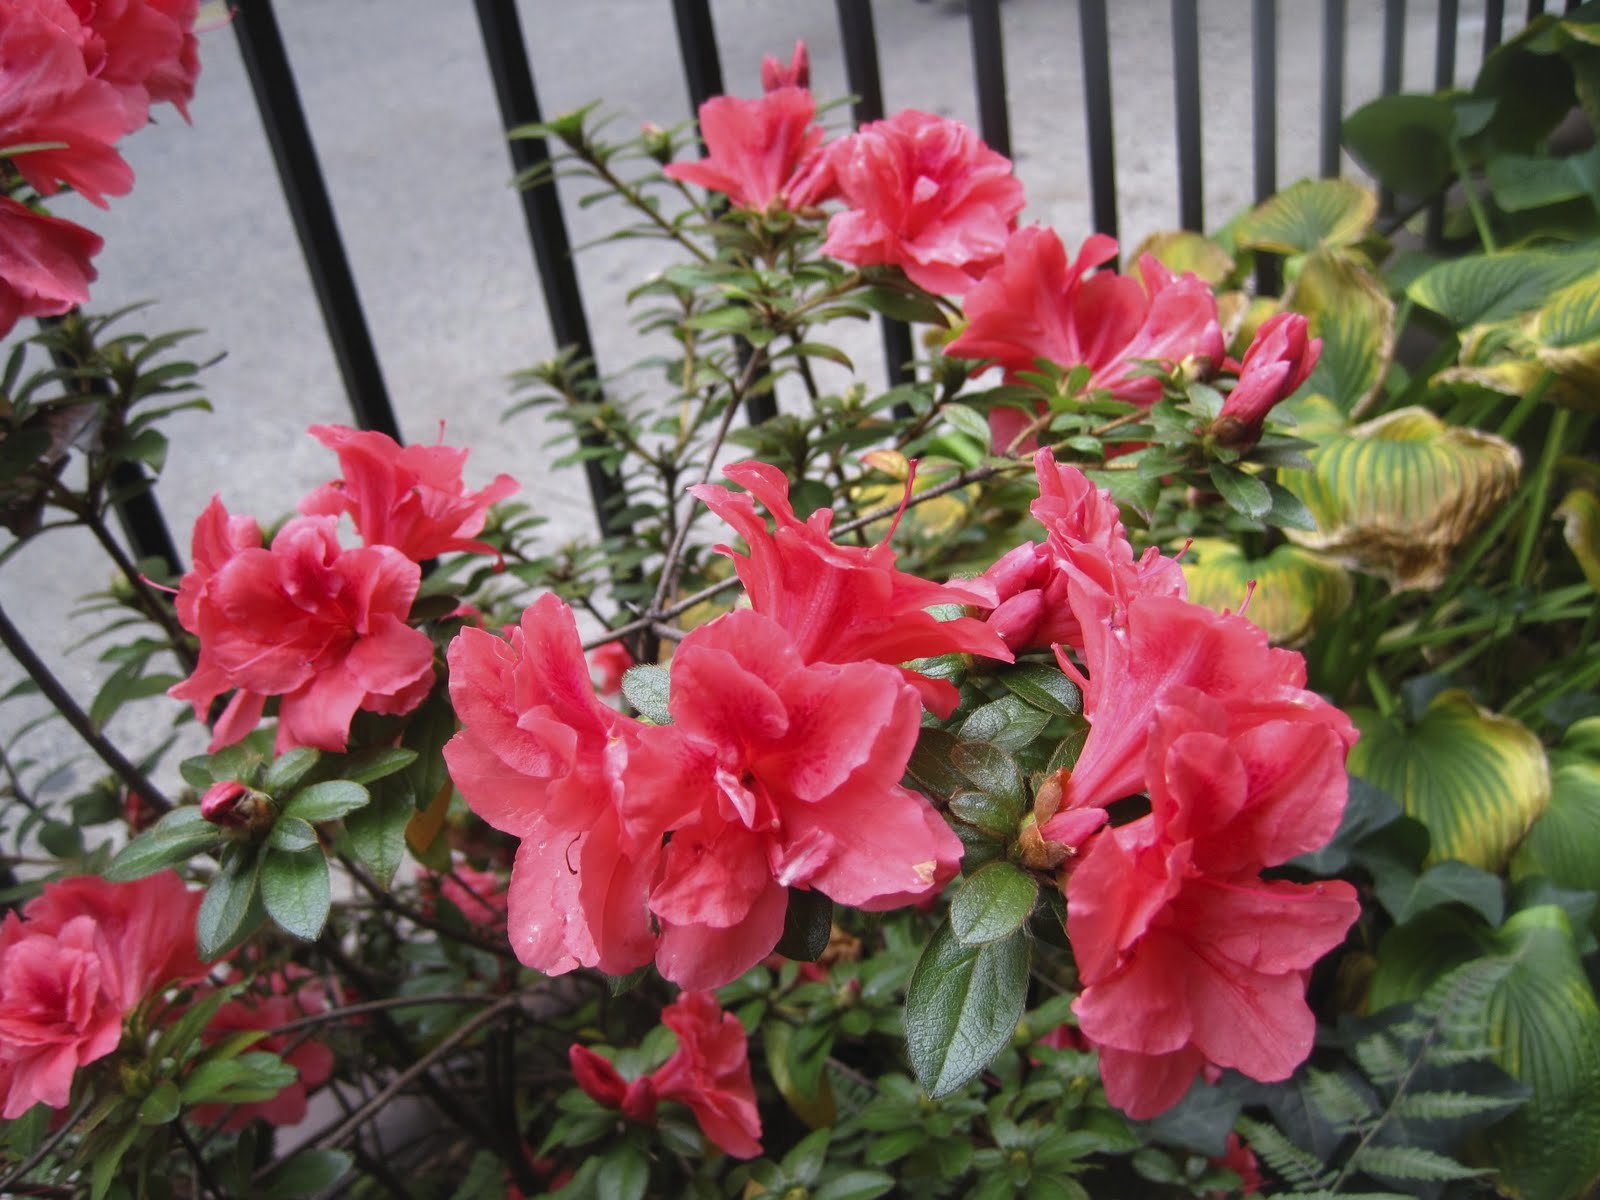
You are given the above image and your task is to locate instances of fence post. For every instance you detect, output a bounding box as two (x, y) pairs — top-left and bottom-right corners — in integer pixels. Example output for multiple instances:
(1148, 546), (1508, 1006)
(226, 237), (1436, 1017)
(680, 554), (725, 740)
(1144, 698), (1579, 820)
(1170, 0), (1203, 231)
(1078, 0), (1119, 241)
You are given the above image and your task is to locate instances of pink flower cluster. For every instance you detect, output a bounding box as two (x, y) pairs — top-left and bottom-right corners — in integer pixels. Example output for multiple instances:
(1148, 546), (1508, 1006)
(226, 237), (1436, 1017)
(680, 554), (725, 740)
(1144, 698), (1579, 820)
(569, 991), (761, 1158)
(991, 451), (1360, 1117)
(0, 872), (202, 1118)
(170, 425), (517, 754)
(0, 0), (200, 335)
(445, 462), (1013, 990)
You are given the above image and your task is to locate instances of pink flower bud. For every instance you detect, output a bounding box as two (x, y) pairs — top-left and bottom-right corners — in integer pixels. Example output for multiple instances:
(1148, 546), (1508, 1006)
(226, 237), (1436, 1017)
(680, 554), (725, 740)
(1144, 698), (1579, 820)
(760, 40), (809, 92)
(1212, 312), (1321, 449)
(199, 780), (256, 828)
(568, 1045), (657, 1123)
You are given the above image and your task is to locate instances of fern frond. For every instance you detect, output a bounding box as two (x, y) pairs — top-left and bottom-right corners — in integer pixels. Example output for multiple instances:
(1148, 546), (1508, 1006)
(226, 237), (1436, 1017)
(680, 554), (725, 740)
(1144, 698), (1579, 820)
(1235, 1117), (1333, 1190)
(1389, 1089), (1520, 1121)
(1352, 1030), (1411, 1087)
(1352, 1143), (1491, 1182)
(1305, 1068), (1376, 1134)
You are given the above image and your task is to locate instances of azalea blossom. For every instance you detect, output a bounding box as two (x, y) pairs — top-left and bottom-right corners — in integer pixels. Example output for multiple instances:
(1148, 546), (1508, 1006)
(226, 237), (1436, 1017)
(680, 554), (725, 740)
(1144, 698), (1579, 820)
(429, 863), (510, 925)
(1211, 311), (1321, 448)
(588, 640), (633, 696)
(760, 39), (808, 92)
(169, 511), (435, 753)
(943, 227), (1223, 450)
(67, 0), (201, 124)
(569, 1045), (659, 1123)
(0, 196), (102, 337)
(652, 991), (763, 1158)
(664, 86), (835, 212)
(690, 459), (1012, 717)
(822, 109), (1024, 295)
(190, 969), (334, 1130)
(0, 0), (137, 205)
(299, 423), (519, 564)
(0, 872), (202, 1118)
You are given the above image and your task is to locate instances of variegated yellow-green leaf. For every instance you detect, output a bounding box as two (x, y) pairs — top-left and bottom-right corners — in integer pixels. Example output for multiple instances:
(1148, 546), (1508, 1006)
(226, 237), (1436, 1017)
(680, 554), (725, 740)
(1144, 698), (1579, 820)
(1287, 249), (1395, 416)
(1562, 716), (1600, 763)
(1557, 488), (1600, 592)
(1510, 752), (1600, 907)
(1528, 272), (1600, 400)
(1348, 689), (1551, 870)
(1130, 230), (1236, 285)
(1279, 406), (1521, 590)
(1407, 248), (1600, 328)
(1179, 538), (1352, 647)
(1367, 905), (1600, 1200)
(1235, 178), (1378, 256)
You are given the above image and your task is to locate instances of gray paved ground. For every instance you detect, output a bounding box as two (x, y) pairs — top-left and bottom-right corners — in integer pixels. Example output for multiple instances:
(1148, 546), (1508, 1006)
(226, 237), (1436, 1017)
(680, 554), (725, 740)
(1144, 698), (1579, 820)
(3, 0), (1504, 803)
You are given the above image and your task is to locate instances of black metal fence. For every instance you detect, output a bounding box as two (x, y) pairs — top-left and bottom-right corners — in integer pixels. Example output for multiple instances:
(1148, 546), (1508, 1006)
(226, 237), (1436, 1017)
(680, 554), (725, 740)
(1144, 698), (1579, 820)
(110, 0), (1570, 576)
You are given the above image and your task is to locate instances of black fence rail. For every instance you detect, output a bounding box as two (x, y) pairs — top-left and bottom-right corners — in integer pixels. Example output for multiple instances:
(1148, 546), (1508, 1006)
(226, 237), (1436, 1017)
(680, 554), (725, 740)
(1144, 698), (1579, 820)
(101, 0), (1564, 576)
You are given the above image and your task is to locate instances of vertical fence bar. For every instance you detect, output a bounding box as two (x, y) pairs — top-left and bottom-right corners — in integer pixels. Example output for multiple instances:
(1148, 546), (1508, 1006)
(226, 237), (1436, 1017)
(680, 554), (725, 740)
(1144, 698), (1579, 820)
(1252, 0), (1280, 294)
(231, 0), (400, 442)
(472, 0), (627, 539)
(1078, 0), (1118, 240)
(670, 0), (777, 424)
(1378, 0), (1407, 215)
(1426, 0), (1459, 245)
(969, 0), (1012, 159)
(1171, 0), (1203, 230)
(1320, 0), (1346, 178)
(1526, 0), (1546, 17)
(1483, 0), (1505, 56)
(835, 0), (915, 390)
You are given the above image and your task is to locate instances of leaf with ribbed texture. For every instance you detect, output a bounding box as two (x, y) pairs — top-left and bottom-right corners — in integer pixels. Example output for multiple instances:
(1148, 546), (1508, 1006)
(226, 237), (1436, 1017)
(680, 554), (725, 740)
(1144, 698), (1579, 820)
(1180, 538), (1352, 646)
(1236, 178), (1378, 256)
(1352, 1144), (1488, 1182)
(1130, 230), (1236, 284)
(1280, 407), (1521, 590)
(1289, 249), (1395, 416)
(1349, 690), (1550, 871)
(1511, 753), (1600, 907)
(905, 920), (1029, 1098)
(1407, 249), (1600, 327)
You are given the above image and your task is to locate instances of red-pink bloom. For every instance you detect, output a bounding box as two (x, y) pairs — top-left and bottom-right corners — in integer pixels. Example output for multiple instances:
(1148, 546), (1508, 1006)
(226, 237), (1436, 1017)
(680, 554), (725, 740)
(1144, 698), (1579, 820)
(822, 109), (1024, 294)
(198, 779), (250, 827)
(444, 593), (660, 978)
(640, 609), (962, 989)
(944, 228), (1223, 450)
(652, 991), (762, 1158)
(690, 460), (1012, 717)
(0, 0), (137, 205)
(0, 872), (202, 1119)
(1211, 1132), (1264, 1196)
(568, 1045), (659, 1123)
(0, 196), (102, 337)
(1065, 697), (1360, 1118)
(432, 863), (509, 925)
(169, 513), (435, 754)
(1212, 311), (1321, 449)
(190, 970), (334, 1130)
(588, 641), (633, 697)
(67, 0), (200, 123)
(299, 424), (519, 564)
(760, 40), (809, 92)
(664, 86), (834, 211)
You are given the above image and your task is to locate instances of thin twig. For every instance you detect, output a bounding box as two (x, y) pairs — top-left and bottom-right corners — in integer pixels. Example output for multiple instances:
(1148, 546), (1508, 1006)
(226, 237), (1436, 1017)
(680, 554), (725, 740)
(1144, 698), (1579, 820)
(266, 991), (505, 1036)
(338, 853), (518, 961)
(173, 1119), (226, 1199)
(0, 601), (173, 813)
(0, 1097), (92, 1191)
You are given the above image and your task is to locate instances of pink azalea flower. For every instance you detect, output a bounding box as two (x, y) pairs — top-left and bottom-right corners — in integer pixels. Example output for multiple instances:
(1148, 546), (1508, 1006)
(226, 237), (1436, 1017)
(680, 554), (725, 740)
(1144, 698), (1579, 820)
(67, 0), (200, 123)
(0, 0), (137, 205)
(0, 196), (102, 337)
(690, 460), (1012, 717)
(652, 991), (762, 1158)
(588, 641), (633, 697)
(943, 227), (1223, 451)
(430, 863), (509, 926)
(444, 593), (660, 977)
(568, 1045), (659, 1123)
(1212, 311), (1321, 449)
(299, 424), (519, 564)
(190, 969), (334, 1131)
(170, 513), (435, 754)
(822, 108), (1024, 295)
(760, 40), (808, 92)
(0, 872), (202, 1119)
(664, 85), (835, 212)
(642, 609), (962, 989)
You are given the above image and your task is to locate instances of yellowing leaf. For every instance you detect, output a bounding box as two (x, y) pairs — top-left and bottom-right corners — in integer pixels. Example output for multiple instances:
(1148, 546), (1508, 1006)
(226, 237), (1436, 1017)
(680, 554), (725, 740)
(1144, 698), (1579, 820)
(1348, 689), (1551, 870)
(1130, 230), (1236, 284)
(1557, 488), (1600, 591)
(1288, 249), (1396, 416)
(1236, 178), (1379, 256)
(1280, 406), (1521, 590)
(1180, 538), (1352, 647)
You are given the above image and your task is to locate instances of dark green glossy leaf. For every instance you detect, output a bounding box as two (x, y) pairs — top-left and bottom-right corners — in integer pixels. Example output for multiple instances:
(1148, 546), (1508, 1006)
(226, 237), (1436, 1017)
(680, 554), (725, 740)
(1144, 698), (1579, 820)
(950, 863), (1038, 946)
(905, 920), (1030, 1098)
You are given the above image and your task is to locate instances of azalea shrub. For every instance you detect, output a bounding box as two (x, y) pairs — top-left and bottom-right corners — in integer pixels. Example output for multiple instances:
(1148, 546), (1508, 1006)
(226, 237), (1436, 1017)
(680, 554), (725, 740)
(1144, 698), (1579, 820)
(5, 11), (1600, 1200)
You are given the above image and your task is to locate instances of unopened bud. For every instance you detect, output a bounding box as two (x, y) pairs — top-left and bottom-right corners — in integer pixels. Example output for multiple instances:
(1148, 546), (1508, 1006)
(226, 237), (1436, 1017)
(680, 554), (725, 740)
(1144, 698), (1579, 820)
(640, 121), (673, 165)
(200, 780), (271, 831)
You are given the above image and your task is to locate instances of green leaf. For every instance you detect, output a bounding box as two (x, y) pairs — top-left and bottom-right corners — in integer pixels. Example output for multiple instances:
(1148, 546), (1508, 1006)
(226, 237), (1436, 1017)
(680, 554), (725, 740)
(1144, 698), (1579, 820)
(1349, 689), (1551, 870)
(1235, 178), (1378, 255)
(260, 847), (331, 941)
(996, 664), (1083, 716)
(595, 1143), (649, 1200)
(337, 745), (420, 786)
(258, 1150), (353, 1199)
(1407, 248), (1600, 327)
(1180, 538), (1352, 647)
(958, 694), (1051, 753)
(180, 1050), (298, 1104)
(622, 663), (671, 725)
(858, 285), (948, 326)
(1209, 463), (1272, 520)
(941, 403), (993, 445)
(782, 1128), (832, 1186)
(812, 1170), (896, 1200)
(1353, 1144), (1487, 1182)
(905, 920), (1030, 1098)
(281, 779), (369, 824)
(950, 863), (1038, 945)
(1290, 249), (1396, 417)
(1280, 407), (1522, 590)
(774, 887), (833, 961)
(1342, 93), (1457, 197)
(135, 1080), (180, 1126)
(1511, 754), (1600, 914)
(340, 782), (411, 888)
(197, 843), (263, 960)
(906, 729), (968, 800)
(949, 742), (1026, 812)
(1557, 488), (1600, 592)
(262, 747), (321, 795)
(267, 814), (319, 853)
(1371, 857), (1506, 926)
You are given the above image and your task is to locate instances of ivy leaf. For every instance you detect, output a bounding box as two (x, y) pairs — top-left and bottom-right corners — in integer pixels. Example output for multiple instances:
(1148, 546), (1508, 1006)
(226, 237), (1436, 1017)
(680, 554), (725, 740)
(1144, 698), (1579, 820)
(905, 919), (1030, 1098)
